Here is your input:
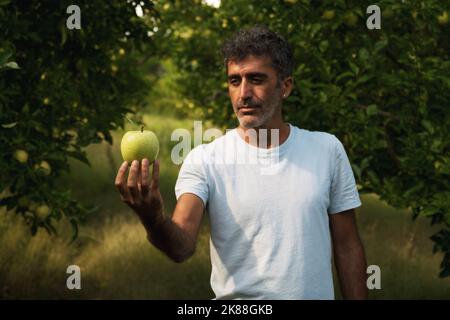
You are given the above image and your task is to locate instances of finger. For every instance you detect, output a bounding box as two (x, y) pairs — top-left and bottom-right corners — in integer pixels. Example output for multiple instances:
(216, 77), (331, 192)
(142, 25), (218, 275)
(141, 158), (150, 196)
(137, 166), (142, 190)
(151, 159), (160, 191)
(115, 161), (130, 197)
(127, 160), (140, 202)
(115, 162), (133, 205)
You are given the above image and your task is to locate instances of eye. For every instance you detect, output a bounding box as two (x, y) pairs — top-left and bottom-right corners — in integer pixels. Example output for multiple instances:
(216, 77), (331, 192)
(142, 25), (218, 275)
(251, 78), (263, 84)
(229, 78), (240, 86)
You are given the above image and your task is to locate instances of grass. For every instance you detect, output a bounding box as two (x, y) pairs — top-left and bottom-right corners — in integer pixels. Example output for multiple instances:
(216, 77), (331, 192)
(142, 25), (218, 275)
(355, 194), (450, 299)
(0, 112), (449, 299)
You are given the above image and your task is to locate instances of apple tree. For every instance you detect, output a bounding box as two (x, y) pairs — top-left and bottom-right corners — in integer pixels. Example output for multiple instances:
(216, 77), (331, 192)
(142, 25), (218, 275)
(151, 0), (450, 277)
(0, 1), (158, 238)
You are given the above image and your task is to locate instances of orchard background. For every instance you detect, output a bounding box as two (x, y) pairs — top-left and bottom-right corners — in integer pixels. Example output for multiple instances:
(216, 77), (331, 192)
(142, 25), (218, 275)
(0, 0), (449, 299)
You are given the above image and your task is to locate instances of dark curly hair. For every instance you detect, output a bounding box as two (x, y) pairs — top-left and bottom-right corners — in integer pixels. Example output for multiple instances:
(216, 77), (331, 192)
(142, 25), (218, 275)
(221, 26), (295, 81)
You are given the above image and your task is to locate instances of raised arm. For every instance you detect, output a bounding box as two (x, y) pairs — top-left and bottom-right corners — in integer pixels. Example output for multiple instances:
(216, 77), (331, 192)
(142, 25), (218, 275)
(115, 159), (205, 263)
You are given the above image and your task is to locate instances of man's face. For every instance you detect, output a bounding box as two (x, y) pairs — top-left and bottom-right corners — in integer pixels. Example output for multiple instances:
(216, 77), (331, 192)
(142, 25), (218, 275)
(227, 55), (284, 129)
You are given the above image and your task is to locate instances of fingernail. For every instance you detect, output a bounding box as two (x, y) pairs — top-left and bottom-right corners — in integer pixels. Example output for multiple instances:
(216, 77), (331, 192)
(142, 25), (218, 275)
(132, 160), (138, 166)
(143, 158), (148, 164)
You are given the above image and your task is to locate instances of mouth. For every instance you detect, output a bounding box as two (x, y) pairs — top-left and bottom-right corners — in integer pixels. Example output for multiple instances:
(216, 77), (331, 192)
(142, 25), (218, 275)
(238, 106), (260, 112)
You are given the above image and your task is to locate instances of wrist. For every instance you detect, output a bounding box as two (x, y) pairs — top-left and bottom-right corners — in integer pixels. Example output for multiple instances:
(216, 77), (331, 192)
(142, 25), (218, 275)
(137, 208), (165, 231)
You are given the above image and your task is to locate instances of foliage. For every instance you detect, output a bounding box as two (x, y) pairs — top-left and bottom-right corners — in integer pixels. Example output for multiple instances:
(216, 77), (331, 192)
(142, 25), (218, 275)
(152, 0), (450, 277)
(0, 1), (158, 238)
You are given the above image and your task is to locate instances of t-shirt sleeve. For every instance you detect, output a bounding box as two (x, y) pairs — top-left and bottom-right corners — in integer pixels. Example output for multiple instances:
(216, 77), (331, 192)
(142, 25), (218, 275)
(328, 136), (362, 214)
(174, 145), (209, 207)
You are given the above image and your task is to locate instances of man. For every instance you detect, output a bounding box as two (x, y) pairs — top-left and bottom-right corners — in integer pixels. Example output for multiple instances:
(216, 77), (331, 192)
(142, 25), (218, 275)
(115, 26), (368, 300)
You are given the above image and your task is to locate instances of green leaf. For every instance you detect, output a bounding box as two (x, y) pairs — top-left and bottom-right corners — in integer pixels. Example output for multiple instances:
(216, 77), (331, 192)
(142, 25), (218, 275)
(403, 181), (425, 199)
(366, 104), (378, 116)
(60, 23), (67, 46)
(1, 122), (17, 128)
(349, 62), (359, 75)
(422, 206), (439, 217)
(351, 163), (361, 181)
(421, 120), (434, 134)
(310, 23), (321, 37)
(0, 0), (11, 6)
(358, 48), (370, 62)
(4, 61), (20, 69)
(69, 219), (79, 243)
(67, 150), (91, 166)
(319, 91), (327, 103)
(354, 74), (373, 86)
(335, 71), (354, 83)
(374, 37), (388, 52)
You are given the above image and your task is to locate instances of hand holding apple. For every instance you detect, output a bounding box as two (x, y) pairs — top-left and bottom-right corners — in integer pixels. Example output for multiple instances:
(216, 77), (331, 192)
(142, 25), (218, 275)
(115, 158), (164, 228)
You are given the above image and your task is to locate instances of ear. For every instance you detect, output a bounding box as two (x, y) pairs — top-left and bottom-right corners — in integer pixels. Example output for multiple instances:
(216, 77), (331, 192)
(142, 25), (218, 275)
(281, 76), (293, 99)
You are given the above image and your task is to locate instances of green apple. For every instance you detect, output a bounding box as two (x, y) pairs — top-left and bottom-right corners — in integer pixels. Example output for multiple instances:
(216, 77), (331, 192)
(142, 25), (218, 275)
(14, 149), (28, 163)
(121, 129), (159, 164)
(35, 160), (51, 175)
(437, 11), (449, 25)
(322, 10), (335, 20)
(35, 204), (50, 220)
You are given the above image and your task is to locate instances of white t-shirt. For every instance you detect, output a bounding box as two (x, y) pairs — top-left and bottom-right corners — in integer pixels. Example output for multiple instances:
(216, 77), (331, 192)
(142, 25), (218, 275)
(175, 123), (362, 300)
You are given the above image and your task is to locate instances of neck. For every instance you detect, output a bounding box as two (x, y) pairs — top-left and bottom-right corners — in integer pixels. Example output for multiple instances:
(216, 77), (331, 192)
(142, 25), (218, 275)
(237, 121), (290, 149)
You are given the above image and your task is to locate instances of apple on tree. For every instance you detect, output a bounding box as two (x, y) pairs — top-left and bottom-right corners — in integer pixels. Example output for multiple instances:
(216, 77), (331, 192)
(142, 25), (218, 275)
(34, 160), (51, 175)
(121, 125), (159, 165)
(35, 204), (51, 220)
(14, 149), (28, 163)
(322, 10), (335, 21)
(344, 12), (358, 27)
(437, 11), (449, 25)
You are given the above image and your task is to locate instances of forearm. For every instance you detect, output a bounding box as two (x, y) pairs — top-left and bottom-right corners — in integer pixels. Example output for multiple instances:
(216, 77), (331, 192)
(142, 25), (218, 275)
(334, 240), (368, 299)
(140, 211), (195, 263)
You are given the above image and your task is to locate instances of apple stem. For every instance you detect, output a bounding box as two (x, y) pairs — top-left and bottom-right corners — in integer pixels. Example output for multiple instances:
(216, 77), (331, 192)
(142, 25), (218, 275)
(141, 125), (144, 133)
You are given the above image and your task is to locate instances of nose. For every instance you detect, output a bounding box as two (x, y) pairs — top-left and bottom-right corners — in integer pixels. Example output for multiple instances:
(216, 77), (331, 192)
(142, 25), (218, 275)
(238, 78), (252, 103)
